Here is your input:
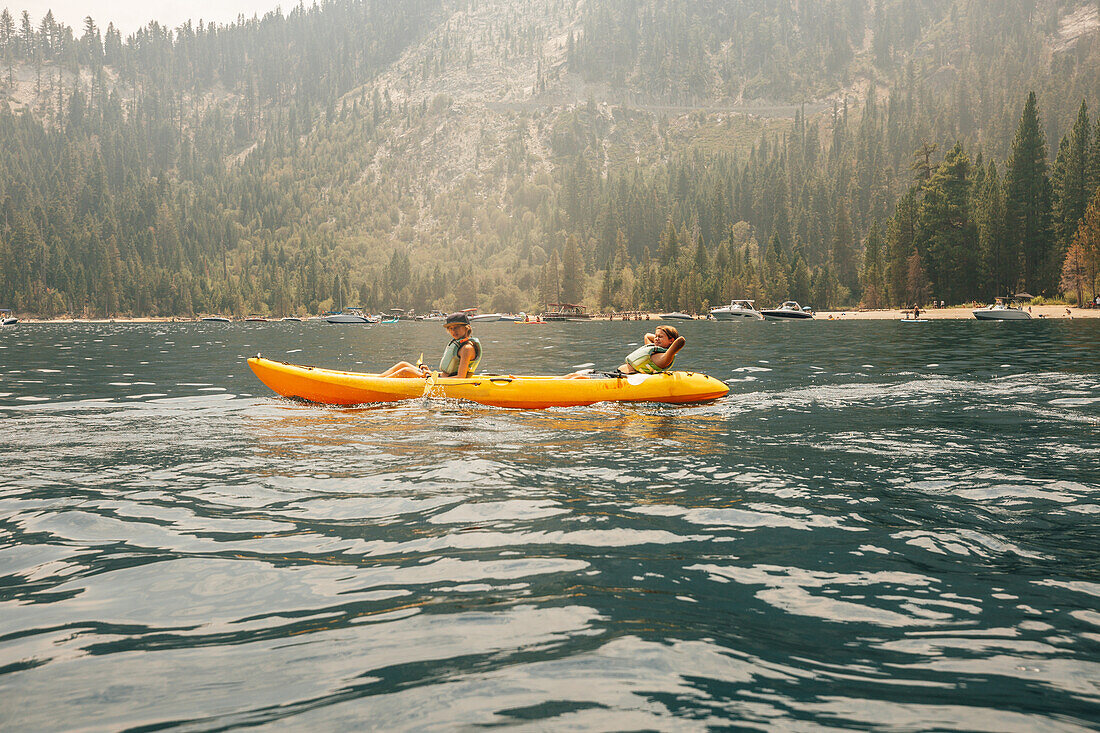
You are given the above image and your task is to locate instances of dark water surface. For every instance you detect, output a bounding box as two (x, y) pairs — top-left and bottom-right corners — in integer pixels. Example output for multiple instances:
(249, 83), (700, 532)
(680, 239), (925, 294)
(1, 320), (1098, 730)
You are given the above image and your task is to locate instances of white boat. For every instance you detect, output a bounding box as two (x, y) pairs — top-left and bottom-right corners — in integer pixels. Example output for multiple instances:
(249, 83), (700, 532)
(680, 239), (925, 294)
(710, 300), (764, 321)
(201, 316), (232, 322)
(326, 308), (372, 324)
(973, 298), (1032, 320)
(761, 301), (814, 320)
(469, 313), (503, 322)
(659, 312), (694, 320)
(1, 308), (16, 325)
(281, 317), (302, 322)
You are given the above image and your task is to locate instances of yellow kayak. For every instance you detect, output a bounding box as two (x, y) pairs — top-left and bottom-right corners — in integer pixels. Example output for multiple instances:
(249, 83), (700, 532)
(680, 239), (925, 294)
(247, 356), (728, 409)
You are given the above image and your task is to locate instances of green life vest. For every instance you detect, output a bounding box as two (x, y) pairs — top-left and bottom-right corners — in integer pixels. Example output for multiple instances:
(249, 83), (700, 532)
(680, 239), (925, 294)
(439, 337), (482, 377)
(625, 344), (672, 374)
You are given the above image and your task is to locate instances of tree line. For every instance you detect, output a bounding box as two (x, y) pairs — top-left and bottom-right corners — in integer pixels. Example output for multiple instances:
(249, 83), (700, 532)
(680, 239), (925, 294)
(0, 1), (1099, 316)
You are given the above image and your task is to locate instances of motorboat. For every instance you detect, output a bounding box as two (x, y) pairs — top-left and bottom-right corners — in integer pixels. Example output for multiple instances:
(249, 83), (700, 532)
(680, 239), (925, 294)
(710, 300), (764, 321)
(1, 308), (16, 325)
(326, 308), (372, 324)
(659, 312), (694, 320)
(245, 314), (268, 322)
(420, 311), (446, 321)
(761, 301), (814, 320)
(281, 317), (302, 322)
(973, 298), (1032, 320)
(498, 313), (524, 322)
(460, 307), (502, 323)
(201, 316), (232, 322)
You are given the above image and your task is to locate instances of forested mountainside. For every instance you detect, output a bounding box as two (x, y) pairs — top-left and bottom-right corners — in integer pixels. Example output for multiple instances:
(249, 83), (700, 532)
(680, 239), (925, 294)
(1, 0), (1099, 316)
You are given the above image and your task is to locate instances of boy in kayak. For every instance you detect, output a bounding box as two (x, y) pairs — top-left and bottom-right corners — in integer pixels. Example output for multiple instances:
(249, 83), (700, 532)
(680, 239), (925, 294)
(381, 312), (482, 378)
(618, 325), (685, 374)
(567, 325), (685, 377)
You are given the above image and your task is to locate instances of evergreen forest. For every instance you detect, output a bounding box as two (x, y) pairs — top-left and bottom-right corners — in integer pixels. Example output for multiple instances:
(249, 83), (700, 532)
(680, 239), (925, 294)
(2, 0), (1100, 317)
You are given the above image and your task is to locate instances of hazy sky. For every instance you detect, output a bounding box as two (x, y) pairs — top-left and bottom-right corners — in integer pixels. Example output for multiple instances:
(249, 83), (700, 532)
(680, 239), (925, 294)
(9, 0), (284, 34)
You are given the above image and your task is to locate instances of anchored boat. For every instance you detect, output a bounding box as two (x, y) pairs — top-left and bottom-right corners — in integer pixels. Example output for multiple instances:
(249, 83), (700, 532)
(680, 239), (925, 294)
(972, 297), (1032, 320)
(710, 300), (764, 321)
(247, 356), (729, 409)
(761, 301), (814, 320)
(326, 308), (374, 324)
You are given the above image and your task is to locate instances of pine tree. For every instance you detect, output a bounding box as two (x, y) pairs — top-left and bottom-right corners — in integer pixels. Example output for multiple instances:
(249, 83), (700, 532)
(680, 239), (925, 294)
(560, 235), (585, 303)
(976, 162), (1011, 299)
(1052, 101), (1092, 255)
(860, 221), (885, 308)
(1004, 92), (1054, 294)
(831, 199), (859, 303)
(915, 142), (976, 303)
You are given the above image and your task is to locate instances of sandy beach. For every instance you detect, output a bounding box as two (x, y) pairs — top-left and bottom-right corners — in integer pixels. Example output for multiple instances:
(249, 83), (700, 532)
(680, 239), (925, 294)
(6, 305), (1100, 323)
(809, 305), (1100, 320)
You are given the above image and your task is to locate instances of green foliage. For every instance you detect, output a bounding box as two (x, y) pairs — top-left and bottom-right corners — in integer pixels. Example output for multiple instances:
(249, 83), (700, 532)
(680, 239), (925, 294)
(1, 1), (1100, 316)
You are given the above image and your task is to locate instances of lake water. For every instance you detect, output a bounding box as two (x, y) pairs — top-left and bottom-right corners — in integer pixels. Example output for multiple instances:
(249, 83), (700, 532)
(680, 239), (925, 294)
(1, 320), (1098, 730)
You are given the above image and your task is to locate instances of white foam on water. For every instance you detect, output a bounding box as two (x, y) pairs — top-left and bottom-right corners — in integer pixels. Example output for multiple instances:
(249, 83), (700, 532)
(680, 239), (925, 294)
(198, 387), (227, 392)
(35, 369), (61, 373)
(571, 363), (595, 369)
(109, 382), (132, 386)
(287, 349), (302, 353)
(732, 366), (771, 373)
(1049, 396), (1100, 406)
(15, 396), (49, 402)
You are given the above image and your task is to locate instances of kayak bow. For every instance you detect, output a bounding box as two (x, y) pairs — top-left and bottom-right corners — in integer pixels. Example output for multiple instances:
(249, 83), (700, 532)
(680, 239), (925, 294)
(247, 356), (728, 409)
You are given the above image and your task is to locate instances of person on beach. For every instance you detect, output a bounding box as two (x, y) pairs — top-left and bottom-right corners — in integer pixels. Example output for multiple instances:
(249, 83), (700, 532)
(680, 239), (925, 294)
(380, 312), (482, 378)
(567, 325), (686, 378)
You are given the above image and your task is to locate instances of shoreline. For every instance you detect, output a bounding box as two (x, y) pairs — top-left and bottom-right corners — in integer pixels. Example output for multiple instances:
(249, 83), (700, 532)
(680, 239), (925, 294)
(5, 305), (1100, 323)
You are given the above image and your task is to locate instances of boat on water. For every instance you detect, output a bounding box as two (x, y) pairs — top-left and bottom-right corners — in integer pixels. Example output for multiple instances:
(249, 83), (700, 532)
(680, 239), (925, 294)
(419, 310), (446, 321)
(541, 303), (593, 321)
(761, 301), (814, 320)
(710, 300), (764, 321)
(659, 312), (695, 320)
(245, 314), (268, 322)
(498, 313), (525, 322)
(1, 308), (16, 325)
(326, 308), (373, 324)
(378, 317), (400, 324)
(201, 316), (232, 322)
(460, 307), (502, 323)
(281, 317), (302, 322)
(973, 297), (1032, 320)
(247, 356), (728, 409)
